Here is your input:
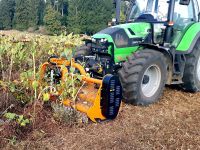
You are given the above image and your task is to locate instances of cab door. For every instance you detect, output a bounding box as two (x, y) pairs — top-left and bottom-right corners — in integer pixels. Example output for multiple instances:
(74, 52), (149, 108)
(172, 0), (198, 46)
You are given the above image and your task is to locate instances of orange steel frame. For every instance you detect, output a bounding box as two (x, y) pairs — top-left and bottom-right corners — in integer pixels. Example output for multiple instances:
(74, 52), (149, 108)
(40, 58), (106, 122)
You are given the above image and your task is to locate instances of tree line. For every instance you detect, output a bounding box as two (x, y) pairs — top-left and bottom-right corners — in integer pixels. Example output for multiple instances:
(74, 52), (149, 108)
(0, 0), (114, 35)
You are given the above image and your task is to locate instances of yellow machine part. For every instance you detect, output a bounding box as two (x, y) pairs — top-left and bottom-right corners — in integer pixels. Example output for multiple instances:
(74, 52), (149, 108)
(40, 58), (106, 122)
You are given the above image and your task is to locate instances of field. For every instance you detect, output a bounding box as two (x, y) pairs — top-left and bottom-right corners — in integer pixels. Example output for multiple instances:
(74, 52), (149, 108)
(0, 31), (200, 150)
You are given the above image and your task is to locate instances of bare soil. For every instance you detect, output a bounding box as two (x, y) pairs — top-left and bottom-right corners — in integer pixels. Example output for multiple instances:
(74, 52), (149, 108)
(0, 87), (199, 150)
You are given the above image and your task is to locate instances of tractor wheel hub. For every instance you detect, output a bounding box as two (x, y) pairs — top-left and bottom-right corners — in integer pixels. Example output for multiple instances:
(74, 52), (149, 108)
(141, 65), (161, 98)
(142, 75), (150, 84)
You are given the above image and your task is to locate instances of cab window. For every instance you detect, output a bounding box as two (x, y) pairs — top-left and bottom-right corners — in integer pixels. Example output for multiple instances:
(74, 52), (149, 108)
(173, 0), (195, 30)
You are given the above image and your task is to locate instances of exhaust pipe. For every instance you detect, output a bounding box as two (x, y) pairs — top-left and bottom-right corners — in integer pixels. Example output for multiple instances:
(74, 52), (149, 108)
(113, 0), (121, 24)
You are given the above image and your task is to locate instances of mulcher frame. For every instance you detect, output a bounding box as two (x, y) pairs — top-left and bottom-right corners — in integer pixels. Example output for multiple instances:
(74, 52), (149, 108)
(40, 58), (122, 122)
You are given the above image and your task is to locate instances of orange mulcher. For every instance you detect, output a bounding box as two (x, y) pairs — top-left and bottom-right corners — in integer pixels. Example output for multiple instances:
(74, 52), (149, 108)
(40, 57), (122, 122)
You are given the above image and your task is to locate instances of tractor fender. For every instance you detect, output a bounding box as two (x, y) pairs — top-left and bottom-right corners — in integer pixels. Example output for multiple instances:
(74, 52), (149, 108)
(140, 43), (173, 60)
(176, 23), (200, 54)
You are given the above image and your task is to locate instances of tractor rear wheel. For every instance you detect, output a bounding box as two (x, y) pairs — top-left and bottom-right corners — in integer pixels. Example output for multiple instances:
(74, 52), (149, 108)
(118, 49), (167, 106)
(182, 38), (200, 92)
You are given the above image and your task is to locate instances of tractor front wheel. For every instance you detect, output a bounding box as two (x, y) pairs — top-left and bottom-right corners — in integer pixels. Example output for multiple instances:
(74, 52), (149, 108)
(118, 49), (167, 106)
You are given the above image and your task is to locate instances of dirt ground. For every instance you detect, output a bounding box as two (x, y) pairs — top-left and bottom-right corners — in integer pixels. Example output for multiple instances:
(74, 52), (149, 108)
(0, 30), (199, 149)
(1, 86), (199, 150)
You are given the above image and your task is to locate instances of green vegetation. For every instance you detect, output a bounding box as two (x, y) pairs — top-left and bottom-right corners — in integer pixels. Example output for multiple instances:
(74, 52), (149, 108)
(0, 32), (85, 143)
(44, 4), (62, 35)
(0, 31), (83, 104)
(14, 0), (33, 30)
(0, 0), (114, 34)
(0, 0), (15, 29)
(67, 0), (113, 34)
(4, 113), (30, 127)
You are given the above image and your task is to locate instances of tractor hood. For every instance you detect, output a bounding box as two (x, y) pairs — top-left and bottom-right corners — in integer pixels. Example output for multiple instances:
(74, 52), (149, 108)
(92, 22), (151, 48)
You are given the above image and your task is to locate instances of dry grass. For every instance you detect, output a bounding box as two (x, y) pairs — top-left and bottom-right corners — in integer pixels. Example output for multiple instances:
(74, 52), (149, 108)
(1, 87), (200, 150)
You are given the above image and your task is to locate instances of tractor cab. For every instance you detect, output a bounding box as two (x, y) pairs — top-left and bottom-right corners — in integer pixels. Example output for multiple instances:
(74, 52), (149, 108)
(127, 0), (169, 22)
(126, 0), (199, 47)
(115, 0), (200, 46)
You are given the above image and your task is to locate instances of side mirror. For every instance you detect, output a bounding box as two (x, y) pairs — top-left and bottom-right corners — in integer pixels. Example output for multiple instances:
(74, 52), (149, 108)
(179, 0), (190, 5)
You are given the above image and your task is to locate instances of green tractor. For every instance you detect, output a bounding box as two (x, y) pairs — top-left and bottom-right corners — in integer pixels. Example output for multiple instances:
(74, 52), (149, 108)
(74, 0), (200, 106)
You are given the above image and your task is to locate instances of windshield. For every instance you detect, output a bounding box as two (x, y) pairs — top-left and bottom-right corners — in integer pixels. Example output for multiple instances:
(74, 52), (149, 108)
(128, 0), (169, 22)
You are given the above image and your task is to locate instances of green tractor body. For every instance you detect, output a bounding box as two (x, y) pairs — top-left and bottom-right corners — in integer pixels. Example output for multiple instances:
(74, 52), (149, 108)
(93, 22), (150, 63)
(93, 21), (200, 60)
(75, 0), (200, 105)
